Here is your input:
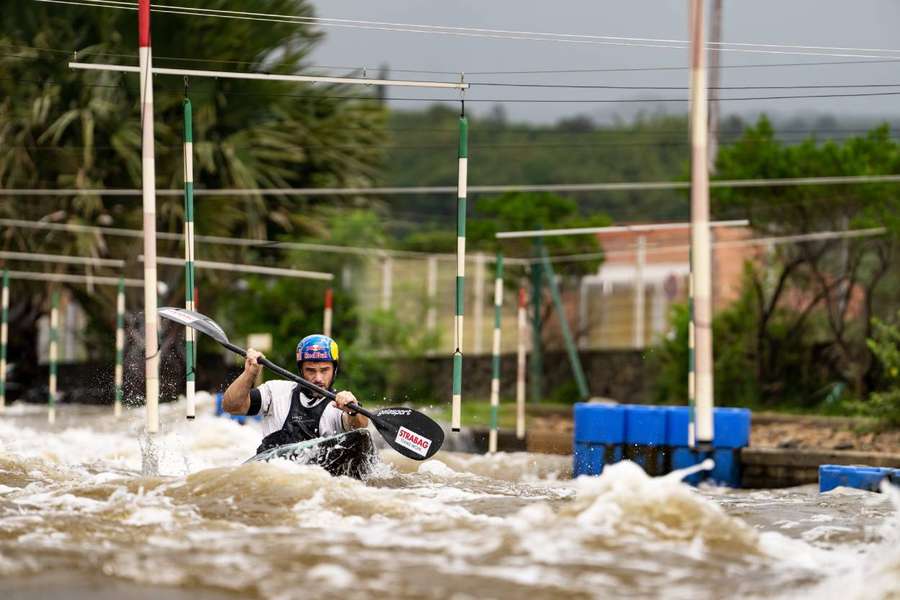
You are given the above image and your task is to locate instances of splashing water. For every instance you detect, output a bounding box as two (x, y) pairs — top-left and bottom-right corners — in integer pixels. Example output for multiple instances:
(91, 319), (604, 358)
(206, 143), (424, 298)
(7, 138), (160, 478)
(0, 402), (897, 599)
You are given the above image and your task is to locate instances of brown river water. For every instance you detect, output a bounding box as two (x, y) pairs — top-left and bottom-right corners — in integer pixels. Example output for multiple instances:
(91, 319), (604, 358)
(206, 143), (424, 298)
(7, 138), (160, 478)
(0, 400), (898, 600)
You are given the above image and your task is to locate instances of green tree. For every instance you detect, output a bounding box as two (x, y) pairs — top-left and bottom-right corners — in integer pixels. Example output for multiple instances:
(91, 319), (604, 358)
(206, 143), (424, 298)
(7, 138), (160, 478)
(863, 314), (900, 427)
(0, 1), (386, 376)
(652, 266), (832, 408)
(712, 116), (900, 398)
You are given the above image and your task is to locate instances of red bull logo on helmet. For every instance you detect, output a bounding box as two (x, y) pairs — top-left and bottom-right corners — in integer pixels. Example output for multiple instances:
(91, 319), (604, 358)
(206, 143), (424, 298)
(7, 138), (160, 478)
(296, 335), (339, 362)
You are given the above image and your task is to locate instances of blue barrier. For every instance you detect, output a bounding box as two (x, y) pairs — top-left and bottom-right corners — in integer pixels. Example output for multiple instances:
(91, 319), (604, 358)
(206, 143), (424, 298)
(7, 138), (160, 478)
(819, 464), (900, 493)
(625, 405), (667, 445)
(665, 406), (751, 448)
(573, 403), (751, 487)
(574, 442), (624, 477)
(574, 403), (625, 444)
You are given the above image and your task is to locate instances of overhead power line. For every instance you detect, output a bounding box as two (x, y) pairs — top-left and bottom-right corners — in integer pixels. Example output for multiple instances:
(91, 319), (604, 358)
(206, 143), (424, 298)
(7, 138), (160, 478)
(68, 61), (468, 90)
(35, 0), (900, 60)
(496, 220), (750, 240)
(13, 63), (900, 105)
(0, 218), (531, 264)
(4, 174), (900, 199)
(0, 250), (125, 268)
(141, 256), (333, 280)
(8, 41), (900, 77)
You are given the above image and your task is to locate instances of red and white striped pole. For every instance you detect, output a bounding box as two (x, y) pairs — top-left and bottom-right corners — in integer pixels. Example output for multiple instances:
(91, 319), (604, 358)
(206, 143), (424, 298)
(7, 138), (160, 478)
(139, 0), (160, 439)
(323, 287), (333, 338)
(516, 287), (527, 440)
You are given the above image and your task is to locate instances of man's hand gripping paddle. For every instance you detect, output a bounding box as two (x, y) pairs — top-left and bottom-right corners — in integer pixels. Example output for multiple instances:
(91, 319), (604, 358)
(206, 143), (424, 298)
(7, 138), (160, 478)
(159, 307), (444, 460)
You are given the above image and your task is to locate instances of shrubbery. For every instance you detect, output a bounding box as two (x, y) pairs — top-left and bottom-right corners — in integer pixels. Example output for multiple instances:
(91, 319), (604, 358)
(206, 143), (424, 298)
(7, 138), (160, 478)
(863, 315), (900, 427)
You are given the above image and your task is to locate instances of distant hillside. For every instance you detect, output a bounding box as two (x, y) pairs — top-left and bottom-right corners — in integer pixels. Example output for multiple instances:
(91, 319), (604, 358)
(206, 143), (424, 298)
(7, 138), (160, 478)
(375, 106), (900, 231)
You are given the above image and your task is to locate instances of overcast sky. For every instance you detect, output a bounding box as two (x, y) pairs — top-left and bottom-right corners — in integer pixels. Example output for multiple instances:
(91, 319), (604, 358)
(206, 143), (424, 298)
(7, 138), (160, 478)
(308, 0), (900, 125)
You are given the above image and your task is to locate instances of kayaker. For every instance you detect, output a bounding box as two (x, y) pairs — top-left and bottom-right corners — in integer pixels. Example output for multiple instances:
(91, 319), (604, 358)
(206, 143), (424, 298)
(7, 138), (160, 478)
(222, 334), (368, 453)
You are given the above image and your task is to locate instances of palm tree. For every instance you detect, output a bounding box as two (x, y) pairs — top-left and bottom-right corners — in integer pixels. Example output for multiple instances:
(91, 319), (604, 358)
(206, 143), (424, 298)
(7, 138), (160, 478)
(0, 0), (386, 375)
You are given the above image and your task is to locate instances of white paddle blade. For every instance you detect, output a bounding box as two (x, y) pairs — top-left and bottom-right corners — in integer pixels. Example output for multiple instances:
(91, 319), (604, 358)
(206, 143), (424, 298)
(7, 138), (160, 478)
(159, 307), (230, 345)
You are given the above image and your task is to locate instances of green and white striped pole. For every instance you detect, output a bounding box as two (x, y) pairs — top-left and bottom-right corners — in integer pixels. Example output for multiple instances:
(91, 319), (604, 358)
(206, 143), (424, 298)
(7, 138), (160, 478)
(114, 276), (125, 418)
(0, 269), (8, 415)
(183, 96), (197, 420)
(48, 291), (59, 425)
(452, 113), (468, 432)
(488, 253), (504, 453)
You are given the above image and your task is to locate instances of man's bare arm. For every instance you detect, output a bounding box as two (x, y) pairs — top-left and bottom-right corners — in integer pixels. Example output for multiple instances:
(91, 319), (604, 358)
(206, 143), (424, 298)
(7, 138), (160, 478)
(222, 349), (263, 415)
(334, 390), (369, 430)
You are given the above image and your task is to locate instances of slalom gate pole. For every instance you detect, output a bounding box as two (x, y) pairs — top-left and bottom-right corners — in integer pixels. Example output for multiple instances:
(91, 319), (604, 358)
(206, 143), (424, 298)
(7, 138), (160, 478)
(114, 276), (125, 418)
(139, 0), (160, 436)
(452, 109), (468, 432)
(183, 94), (196, 420)
(488, 252), (504, 453)
(0, 269), (7, 414)
(529, 245), (543, 404)
(516, 287), (527, 439)
(48, 291), (59, 425)
(323, 287), (333, 337)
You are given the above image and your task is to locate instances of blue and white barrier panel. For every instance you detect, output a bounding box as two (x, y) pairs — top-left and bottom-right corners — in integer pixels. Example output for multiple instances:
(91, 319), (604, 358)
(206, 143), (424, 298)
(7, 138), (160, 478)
(819, 465), (900, 493)
(573, 403), (751, 487)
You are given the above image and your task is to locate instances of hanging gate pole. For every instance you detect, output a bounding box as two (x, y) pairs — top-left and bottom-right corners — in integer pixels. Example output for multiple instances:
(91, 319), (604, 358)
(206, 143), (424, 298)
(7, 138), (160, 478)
(183, 94), (196, 420)
(323, 287), (334, 337)
(488, 252), (504, 453)
(139, 0), (160, 437)
(529, 243), (543, 404)
(48, 291), (60, 424)
(0, 269), (8, 414)
(516, 287), (527, 439)
(114, 276), (126, 417)
(451, 112), (468, 432)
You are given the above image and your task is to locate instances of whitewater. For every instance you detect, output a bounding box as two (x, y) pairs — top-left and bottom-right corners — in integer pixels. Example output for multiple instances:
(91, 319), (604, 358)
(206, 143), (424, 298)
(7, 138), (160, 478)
(0, 399), (897, 599)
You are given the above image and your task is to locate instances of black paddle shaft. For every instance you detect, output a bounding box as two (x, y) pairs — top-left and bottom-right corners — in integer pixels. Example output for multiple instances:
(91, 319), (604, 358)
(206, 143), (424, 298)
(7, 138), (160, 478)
(222, 340), (382, 425)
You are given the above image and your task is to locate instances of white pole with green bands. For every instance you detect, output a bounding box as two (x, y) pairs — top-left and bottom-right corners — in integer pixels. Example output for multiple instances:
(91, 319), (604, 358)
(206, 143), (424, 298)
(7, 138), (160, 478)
(0, 269), (8, 415)
(488, 253), (504, 453)
(183, 96), (196, 420)
(114, 276), (125, 418)
(452, 114), (468, 432)
(48, 291), (59, 425)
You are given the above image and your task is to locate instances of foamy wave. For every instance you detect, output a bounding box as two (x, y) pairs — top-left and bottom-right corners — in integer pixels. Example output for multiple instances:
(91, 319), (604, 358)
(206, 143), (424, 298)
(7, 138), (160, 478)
(510, 461), (762, 555)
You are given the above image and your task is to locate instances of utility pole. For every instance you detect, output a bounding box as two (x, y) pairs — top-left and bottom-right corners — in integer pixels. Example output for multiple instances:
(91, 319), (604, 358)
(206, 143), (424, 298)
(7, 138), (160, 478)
(707, 0), (723, 173)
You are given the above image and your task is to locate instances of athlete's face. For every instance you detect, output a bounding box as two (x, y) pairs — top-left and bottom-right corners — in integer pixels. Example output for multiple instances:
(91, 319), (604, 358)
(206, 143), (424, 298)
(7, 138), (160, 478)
(301, 361), (335, 389)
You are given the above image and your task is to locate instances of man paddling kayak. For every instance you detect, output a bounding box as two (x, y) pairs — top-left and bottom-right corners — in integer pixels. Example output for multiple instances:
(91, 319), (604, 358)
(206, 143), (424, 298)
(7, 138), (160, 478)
(222, 334), (368, 454)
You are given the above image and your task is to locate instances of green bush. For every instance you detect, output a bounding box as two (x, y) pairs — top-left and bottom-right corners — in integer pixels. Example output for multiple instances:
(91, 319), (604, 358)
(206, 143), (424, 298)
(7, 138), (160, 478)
(652, 269), (833, 409)
(864, 315), (900, 427)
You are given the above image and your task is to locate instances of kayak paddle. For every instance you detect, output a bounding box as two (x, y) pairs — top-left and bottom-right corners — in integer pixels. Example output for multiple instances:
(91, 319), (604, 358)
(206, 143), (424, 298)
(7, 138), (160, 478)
(159, 306), (445, 460)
